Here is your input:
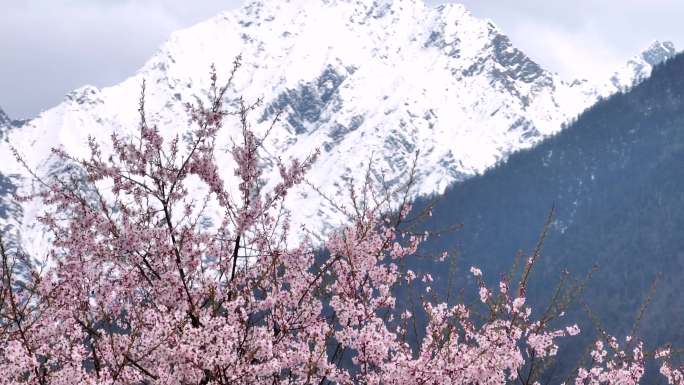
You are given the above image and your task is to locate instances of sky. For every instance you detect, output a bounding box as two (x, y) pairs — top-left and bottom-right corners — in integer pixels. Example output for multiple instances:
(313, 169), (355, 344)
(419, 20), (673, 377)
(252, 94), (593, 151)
(1, 0), (682, 119)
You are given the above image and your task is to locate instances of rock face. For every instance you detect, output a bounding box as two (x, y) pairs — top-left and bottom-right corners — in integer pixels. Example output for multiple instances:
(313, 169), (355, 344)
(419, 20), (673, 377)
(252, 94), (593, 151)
(0, 107), (21, 253)
(0, 107), (14, 140)
(0, 107), (27, 138)
(0, 108), (9, 127)
(0, 0), (677, 254)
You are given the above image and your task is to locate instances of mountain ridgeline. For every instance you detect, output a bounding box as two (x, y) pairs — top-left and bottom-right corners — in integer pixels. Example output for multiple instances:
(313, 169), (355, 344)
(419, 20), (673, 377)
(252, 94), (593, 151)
(1, 0), (675, 251)
(0, 108), (12, 140)
(409, 52), (684, 374)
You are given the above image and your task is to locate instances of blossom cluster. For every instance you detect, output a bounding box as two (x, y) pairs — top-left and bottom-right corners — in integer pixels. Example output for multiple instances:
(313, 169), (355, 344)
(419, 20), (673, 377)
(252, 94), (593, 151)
(0, 62), (681, 385)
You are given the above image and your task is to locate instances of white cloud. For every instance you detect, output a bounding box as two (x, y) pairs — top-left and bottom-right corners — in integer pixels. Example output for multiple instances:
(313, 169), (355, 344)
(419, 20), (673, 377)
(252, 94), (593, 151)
(504, 22), (624, 81)
(0, 0), (243, 118)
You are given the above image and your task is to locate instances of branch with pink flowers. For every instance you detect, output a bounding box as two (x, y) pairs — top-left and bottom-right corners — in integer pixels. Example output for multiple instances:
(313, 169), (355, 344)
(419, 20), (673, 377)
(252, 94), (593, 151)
(0, 57), (681, 385)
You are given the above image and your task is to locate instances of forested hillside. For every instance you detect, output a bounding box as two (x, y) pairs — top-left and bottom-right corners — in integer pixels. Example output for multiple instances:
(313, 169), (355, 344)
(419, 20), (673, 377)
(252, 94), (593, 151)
(410, 52), (684, 380)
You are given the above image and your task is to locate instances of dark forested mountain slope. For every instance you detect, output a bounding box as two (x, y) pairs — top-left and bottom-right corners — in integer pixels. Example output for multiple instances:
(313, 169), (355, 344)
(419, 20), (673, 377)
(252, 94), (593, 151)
(410, 52), (684, 376)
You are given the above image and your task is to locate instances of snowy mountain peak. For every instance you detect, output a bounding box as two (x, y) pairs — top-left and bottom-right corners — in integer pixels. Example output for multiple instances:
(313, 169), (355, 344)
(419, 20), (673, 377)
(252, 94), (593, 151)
(0, 107), (9, 127)
(64, 85), (103, 105)
(0, 107), (16, 140)
(605, 40), (677, 93)
(244, 0), (430, 16)
(0, 0), (677, 249)
(641, 40), (677, 66)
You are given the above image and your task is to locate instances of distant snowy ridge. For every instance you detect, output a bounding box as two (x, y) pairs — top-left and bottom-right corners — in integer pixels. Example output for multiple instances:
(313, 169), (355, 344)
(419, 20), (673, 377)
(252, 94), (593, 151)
(0, 108), (9, 127)
(609, 40), (677, 93)
(0, 107), (27, 140)
(0, 0), (677, 255)
(583, 40), (678, 98)
(0, 107), (14, 140)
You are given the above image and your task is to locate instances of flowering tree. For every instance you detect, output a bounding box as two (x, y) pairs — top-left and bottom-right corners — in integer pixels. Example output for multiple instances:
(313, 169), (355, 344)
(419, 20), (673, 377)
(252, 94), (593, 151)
(0, 58), (680, 384)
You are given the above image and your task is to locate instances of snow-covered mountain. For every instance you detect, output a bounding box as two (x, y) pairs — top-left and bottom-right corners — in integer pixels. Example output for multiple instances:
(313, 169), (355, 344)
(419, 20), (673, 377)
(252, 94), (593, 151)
(0, 107), (12, 139)
(592, 40), (677, 97)
(0, 107), (26, 138)
(0, 106), (21, 249)
(611, 40), (677, 90)
(0, 0), (677, 253)
(0, 108), (9, 126)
